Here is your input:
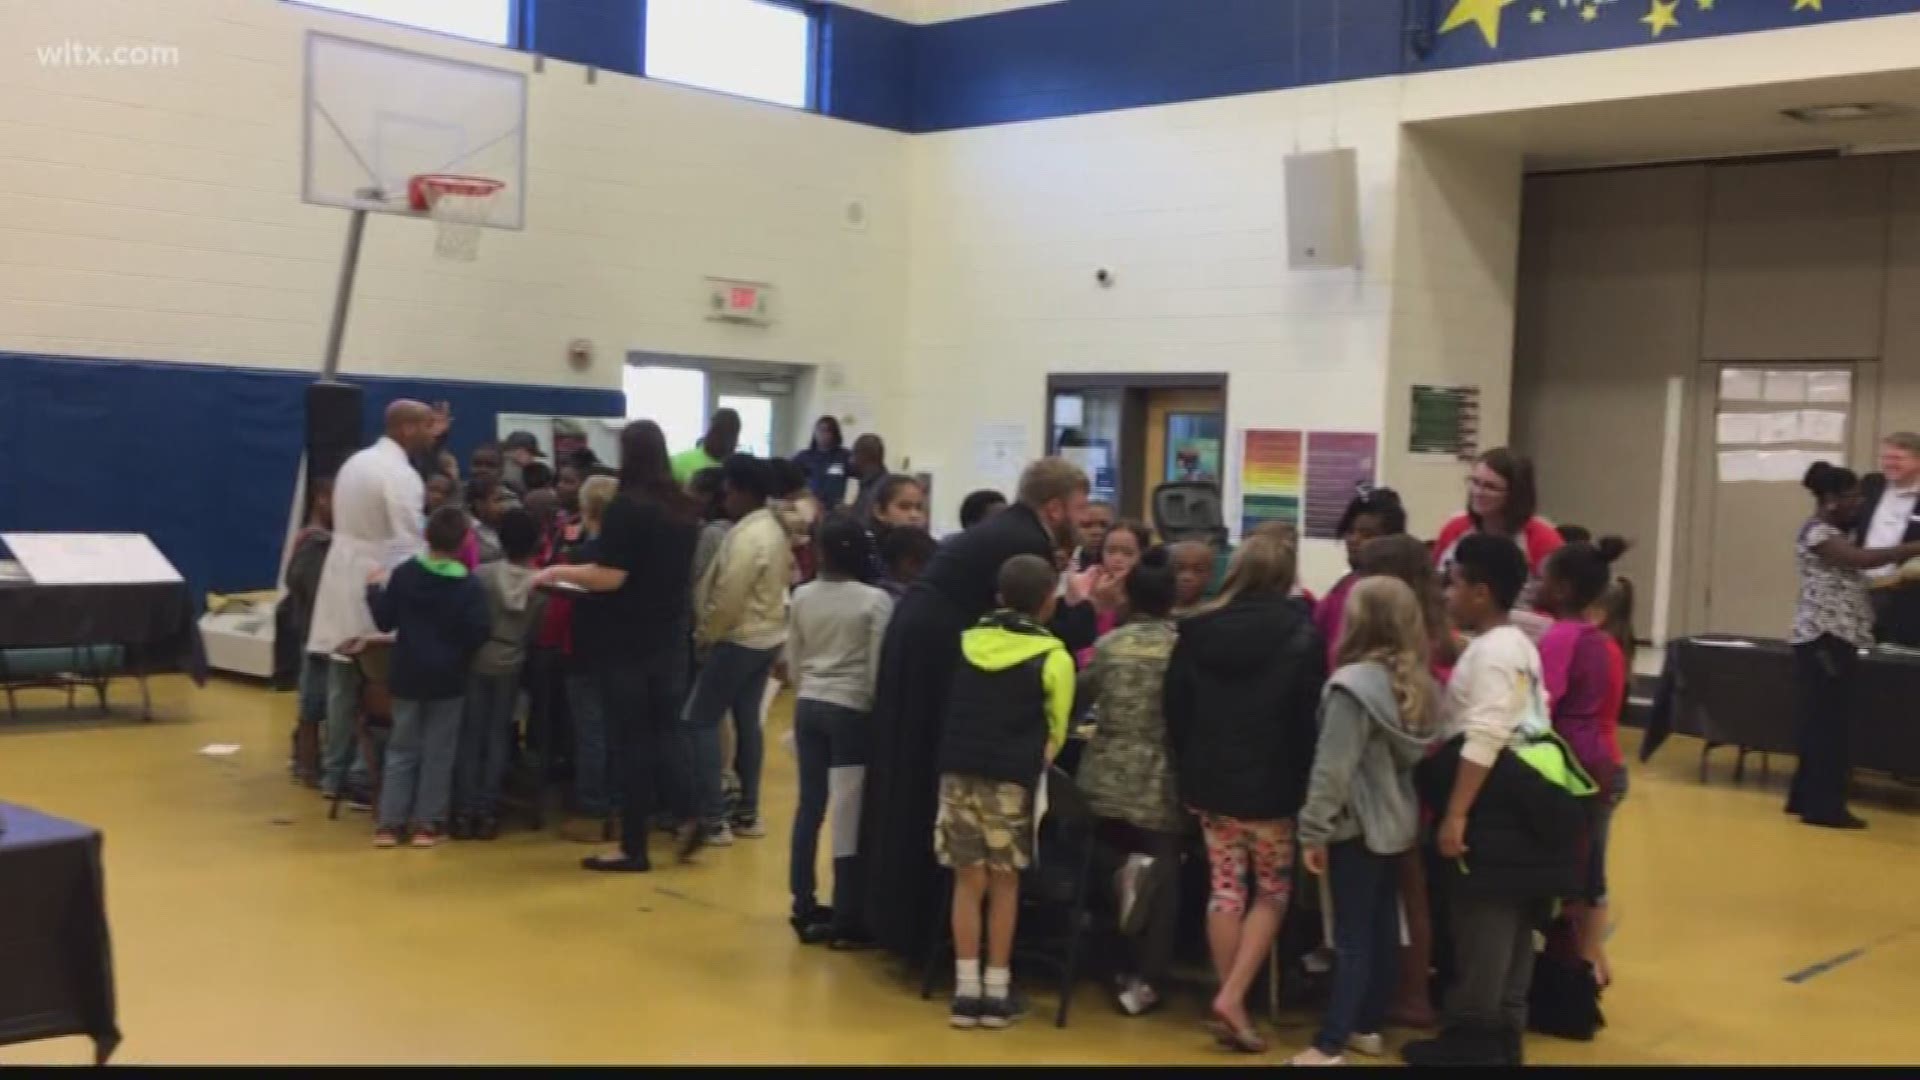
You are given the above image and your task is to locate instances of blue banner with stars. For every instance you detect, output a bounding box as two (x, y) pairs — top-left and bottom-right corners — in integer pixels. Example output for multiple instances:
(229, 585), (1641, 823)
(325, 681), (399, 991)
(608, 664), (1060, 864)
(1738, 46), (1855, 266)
(1421, 0), (1920, 69)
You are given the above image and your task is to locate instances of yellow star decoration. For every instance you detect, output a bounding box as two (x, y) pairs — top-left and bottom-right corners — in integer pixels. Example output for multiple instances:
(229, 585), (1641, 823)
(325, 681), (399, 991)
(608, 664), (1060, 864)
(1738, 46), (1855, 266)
(1441, 0), (1519, 48)
(1642, 0), (1680, 37)
(1529, 6), (1546, 23)
(1793, 0), (1822, 11)
(1697, 0), (1715, 9)
(1581, 4), (1599, 22)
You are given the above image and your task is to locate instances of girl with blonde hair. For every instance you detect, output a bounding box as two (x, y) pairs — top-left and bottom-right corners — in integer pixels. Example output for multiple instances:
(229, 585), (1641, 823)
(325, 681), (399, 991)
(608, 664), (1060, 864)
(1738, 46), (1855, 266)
(1165, 531), (1326, 1051)
(1292, 576), (1440, 1065)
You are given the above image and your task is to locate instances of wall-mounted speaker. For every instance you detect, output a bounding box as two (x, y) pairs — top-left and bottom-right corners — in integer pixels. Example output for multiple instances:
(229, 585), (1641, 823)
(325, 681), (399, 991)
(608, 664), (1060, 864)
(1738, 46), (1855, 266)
(1285, 148), (1360, 269)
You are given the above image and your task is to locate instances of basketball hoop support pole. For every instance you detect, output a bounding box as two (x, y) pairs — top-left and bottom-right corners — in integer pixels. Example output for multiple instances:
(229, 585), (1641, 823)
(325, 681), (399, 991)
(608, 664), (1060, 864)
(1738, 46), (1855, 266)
(320, 207), (368, 380)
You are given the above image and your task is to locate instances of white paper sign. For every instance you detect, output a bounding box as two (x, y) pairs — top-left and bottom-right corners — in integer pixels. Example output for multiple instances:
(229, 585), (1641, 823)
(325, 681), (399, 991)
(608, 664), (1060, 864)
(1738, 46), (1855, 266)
(2, 533), (183, 585)
(1807, 371), (1853, 404)
(1798, 410), (1848, 446)
(1718, 450), (1762, 482)
(973, 421), (1029, 485)
(1720, 368), (1764, 402)
(1763, 371), (1809, 404)
(1716, 413), (1763, 446)
(1758, 411), (1804, 445)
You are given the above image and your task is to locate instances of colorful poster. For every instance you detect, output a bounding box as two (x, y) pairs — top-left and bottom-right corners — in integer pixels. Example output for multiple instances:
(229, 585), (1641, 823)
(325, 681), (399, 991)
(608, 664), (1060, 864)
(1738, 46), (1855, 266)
(1304, 432), (1380, 540)
(1239, 429), (1302, 537)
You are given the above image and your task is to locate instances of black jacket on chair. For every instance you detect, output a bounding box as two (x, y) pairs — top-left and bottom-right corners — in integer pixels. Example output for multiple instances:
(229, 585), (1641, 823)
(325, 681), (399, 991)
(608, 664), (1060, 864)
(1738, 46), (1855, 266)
(1855, 472), (1920, 646)
(1164, 592), (1326, 821)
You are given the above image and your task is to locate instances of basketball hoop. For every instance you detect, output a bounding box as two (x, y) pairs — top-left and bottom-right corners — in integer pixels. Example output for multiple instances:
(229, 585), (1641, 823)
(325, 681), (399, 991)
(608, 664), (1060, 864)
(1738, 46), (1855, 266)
(408, 174), (505, 261)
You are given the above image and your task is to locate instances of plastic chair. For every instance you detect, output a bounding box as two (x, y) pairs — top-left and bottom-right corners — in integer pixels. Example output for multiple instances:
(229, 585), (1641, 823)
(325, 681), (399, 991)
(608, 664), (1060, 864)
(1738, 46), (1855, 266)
(919, 767), (1103, 1028)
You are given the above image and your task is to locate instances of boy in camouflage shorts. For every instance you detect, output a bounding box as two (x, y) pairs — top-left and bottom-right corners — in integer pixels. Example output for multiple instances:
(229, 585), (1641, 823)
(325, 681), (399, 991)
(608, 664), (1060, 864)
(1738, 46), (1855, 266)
(934, 554), (1074, 1029)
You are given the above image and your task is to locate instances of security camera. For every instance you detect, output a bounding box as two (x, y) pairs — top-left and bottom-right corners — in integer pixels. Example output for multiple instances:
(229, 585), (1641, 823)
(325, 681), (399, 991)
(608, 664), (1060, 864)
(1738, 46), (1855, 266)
(1095, 268), (1113, 287)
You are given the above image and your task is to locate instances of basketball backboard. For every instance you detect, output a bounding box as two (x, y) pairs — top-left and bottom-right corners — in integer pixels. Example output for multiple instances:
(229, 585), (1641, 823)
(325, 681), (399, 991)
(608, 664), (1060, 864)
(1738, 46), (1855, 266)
(302, 32), (527, 229)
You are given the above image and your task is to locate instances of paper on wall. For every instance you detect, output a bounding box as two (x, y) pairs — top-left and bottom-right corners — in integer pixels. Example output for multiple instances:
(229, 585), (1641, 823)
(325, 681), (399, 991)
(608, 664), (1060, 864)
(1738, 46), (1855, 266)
(1763, 371), (1809, 404)
(1720, 368), (1764, 402)
(1716, 413), (1763, 445)
(1806, 371), (1852, 404)
(1798, 409), (1848, 446)
(972, 421), (1029, 486)
(1758, 411), (1803, 445)
(1718, 450), (1762, 482)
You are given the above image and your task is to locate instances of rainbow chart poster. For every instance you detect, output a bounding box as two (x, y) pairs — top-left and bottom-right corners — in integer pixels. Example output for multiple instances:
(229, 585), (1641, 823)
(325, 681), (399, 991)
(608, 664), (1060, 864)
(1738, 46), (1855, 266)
(1239, 429), (1302, 536)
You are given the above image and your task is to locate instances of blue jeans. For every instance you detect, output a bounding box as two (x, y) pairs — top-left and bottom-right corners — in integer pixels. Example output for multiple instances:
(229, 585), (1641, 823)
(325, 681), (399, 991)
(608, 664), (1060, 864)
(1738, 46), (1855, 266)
(456, 670), (520, 818)
(567, 671), (616, 817)
(789, 699), (870, 924)
(321, 659), (371, 796)
(684, 642), (777, 825)
(1316, 841), (1400, 1054)
(378, 696), (463, 831)
(297, 653), (328, 727)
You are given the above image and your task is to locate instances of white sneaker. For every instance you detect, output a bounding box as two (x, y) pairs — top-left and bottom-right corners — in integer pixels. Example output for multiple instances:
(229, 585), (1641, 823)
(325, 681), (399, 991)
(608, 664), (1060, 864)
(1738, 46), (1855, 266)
(1115, 979), (1160, 1017)
(705, 823), (735, 847)
(1286, 1048), (1347, 1066)
(732, 816), (767, 839)
(1346, 1032), (1385, 1057)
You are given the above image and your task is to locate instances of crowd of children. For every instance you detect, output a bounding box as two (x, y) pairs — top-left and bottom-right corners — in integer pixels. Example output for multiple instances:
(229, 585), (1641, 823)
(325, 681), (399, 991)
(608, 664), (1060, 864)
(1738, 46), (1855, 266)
(282, 419), (1636, 1065)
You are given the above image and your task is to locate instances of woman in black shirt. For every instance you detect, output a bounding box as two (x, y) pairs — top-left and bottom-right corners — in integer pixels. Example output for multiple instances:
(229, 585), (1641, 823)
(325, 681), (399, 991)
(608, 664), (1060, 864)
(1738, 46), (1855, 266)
(536, 421), (701, 871)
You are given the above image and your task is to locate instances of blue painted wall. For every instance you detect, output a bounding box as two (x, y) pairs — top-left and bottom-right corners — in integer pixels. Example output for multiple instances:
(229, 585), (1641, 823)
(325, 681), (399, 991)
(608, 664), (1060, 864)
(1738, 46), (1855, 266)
(509, 0), (1920, 134)
(0, 354), (622, 603)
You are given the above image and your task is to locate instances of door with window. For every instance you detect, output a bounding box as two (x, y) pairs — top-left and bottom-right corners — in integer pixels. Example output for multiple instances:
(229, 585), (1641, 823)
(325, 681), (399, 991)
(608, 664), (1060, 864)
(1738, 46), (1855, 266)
(622, 360), (796, 463)
(1686, 362), (1879, 638)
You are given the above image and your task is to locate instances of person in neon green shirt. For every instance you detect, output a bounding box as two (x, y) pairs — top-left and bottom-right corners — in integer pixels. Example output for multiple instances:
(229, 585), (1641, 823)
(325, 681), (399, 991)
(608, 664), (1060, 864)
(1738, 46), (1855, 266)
(671, 409), (742, 485)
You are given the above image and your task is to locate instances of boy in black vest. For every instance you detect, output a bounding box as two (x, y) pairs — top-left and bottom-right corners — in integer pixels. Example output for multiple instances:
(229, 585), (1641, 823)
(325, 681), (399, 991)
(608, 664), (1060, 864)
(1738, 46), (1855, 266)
(935, 554), (1075, 1030)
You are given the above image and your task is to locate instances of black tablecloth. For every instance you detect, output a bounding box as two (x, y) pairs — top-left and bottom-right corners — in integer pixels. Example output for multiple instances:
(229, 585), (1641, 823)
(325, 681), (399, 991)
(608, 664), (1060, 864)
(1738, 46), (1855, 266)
(0, 803), (119, 1063)
(1642, 635), (1920, 775)
(0, 580), (206, 683)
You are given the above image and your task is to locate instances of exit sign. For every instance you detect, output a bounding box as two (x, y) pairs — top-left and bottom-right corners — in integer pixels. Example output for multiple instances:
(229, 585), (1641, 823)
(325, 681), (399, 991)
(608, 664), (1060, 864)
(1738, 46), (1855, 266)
(706, 277), (772, 325)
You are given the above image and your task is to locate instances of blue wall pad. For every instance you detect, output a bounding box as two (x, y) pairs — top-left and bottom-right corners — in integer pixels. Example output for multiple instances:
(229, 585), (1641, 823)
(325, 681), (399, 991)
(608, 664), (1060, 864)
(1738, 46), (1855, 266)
(0, 353), (622, 605)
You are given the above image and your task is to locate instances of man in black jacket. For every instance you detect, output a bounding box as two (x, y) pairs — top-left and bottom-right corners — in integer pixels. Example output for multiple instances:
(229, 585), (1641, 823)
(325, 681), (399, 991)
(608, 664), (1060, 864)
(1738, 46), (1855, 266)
(861, 457), (1092, 959)
(1855, 432), (1920, 646)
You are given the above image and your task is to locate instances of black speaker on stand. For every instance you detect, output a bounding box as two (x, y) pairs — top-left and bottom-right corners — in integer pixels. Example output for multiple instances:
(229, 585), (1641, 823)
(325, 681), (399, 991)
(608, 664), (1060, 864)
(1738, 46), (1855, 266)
(306, 380), (364, 486)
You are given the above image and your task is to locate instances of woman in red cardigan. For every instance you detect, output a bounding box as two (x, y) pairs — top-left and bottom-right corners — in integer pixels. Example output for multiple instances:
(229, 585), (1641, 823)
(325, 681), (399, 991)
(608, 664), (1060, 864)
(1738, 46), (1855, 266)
(1432, 448), (1563, 610)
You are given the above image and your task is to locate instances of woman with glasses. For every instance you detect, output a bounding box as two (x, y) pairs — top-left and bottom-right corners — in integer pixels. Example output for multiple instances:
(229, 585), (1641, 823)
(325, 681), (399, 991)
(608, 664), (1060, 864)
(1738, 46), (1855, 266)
(1432, 448), (1565, 611)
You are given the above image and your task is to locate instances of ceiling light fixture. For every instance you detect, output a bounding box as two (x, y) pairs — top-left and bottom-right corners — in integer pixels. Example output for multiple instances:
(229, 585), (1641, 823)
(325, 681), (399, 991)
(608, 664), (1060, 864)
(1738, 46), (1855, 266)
(1782, 102), (1906, 124)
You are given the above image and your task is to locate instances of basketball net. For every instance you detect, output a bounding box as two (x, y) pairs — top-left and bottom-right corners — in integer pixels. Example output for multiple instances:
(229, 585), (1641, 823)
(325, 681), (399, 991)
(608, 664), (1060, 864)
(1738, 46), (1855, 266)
(409, 175), (504, 262)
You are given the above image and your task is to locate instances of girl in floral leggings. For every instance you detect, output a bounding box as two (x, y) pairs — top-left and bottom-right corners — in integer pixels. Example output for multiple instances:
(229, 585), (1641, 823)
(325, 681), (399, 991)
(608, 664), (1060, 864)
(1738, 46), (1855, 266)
(1164, 533), (1327, 1053)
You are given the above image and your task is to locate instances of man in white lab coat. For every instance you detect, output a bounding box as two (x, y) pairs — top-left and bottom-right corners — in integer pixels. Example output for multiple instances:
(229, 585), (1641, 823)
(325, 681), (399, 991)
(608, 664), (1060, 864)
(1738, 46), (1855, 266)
(308, 400), (443, 800)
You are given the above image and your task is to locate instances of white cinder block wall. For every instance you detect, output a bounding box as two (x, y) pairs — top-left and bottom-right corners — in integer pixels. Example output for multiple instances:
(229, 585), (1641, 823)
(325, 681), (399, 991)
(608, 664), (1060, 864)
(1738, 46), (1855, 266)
(901, 78), (1408, 586)
(0, 0), (911, 398)
(14, 1), (1920, 590)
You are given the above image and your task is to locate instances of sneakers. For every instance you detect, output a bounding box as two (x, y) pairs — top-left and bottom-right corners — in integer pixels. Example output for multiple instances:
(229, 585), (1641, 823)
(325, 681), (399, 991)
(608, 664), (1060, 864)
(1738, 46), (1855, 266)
(1115, 978), (1160, 1017)
(949, 996), (986, 1029)
(372, 829), (400, 849)
(1286, 1048), (1347, 1066)
(704, 822), (736, 847)
(1346, 1032), (1385, 1057)
(977, 996), (1017, 1030)
(732, 815), (767, 839)
(410, 827), (443, 849)
(791, 907), (835, 945)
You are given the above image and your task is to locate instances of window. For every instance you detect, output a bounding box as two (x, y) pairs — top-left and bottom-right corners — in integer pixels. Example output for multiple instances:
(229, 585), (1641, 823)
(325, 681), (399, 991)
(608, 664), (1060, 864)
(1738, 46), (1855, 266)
(624, 365), (708, 457)
(293, 0), (515, 46)
(645, 0), (813, 110)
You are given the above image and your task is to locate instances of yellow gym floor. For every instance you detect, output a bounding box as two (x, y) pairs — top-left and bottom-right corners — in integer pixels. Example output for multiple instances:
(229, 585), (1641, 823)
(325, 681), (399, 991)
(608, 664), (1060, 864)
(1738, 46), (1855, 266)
(1, 675), (1917, 1065)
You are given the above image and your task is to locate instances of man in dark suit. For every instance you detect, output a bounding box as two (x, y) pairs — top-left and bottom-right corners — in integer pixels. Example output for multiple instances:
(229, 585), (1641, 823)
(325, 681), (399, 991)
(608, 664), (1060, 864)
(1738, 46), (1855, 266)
(1857, 431), (1920, 647)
